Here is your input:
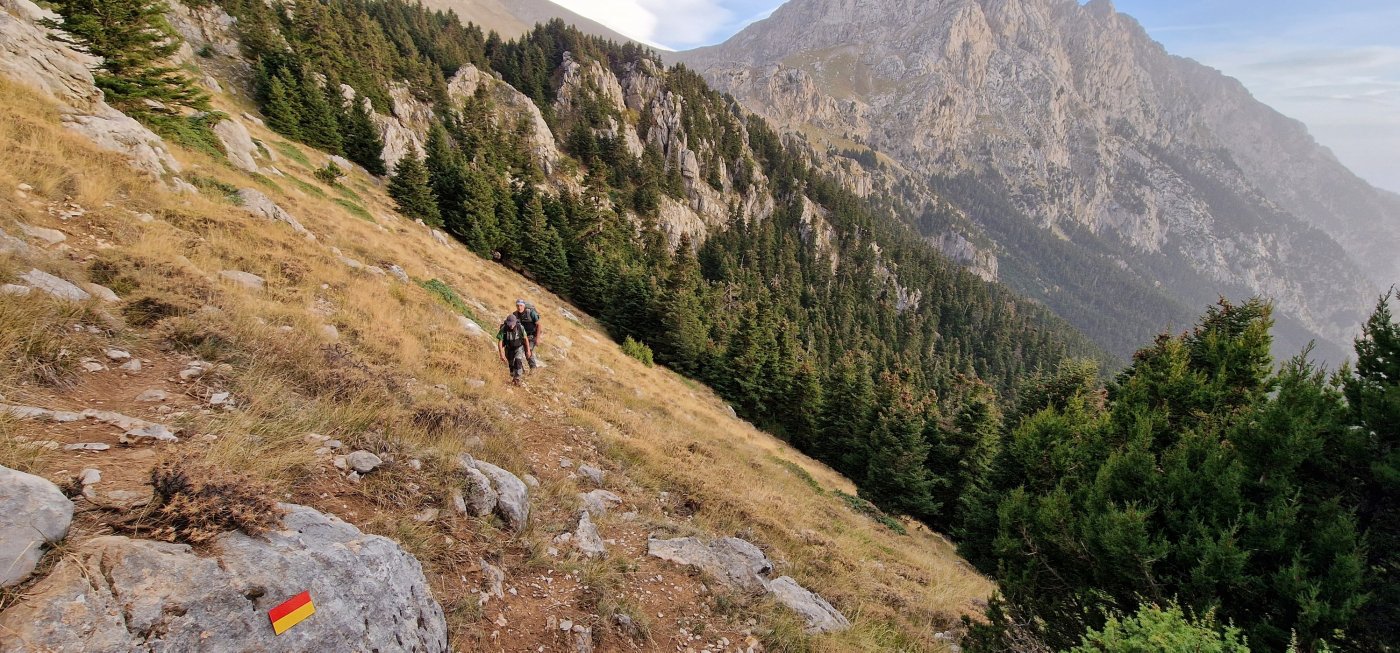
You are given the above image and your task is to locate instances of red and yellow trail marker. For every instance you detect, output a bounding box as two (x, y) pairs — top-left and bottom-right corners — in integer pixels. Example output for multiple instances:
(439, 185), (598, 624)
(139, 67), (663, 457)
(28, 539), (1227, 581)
(268, 591), (315, 635)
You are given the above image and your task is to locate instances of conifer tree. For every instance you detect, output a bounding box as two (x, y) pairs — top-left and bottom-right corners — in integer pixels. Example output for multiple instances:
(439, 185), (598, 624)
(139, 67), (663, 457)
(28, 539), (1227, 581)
(861, 376), (942, 521)
(298, 70), (343, 152)
(1346, 290), (1400, 649)
(388, 151), (440, 226)
(520, 194), (571, 288)
(49, 0), (209, 113)
(461, 169), (499, 255)
(263, 68), (303, 139)
(423, 122), (466, 228)
(656, 237), (710, 374)
(342, 97), (386, 175)
(819, 354), (876, 477)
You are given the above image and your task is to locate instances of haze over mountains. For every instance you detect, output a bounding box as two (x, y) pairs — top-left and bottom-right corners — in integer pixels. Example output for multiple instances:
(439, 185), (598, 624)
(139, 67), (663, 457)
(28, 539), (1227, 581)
(473, 0), (1400, 362)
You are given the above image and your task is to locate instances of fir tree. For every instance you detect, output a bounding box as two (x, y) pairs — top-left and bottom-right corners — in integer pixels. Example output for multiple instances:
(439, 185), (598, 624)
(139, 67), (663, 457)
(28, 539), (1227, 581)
(1346, 290), (1400, 650)
(263, 68), (303, 139)
(298, 70), (343, 152)
(342, 97), (385, 175)
(861, 376), (942, 521)
(49, 0), (209, 113)
(520, 194), (571, 288)
(388, 151), (441, 226)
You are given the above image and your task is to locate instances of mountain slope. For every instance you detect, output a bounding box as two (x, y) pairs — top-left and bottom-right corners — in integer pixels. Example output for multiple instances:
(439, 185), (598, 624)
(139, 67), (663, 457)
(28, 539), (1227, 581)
(418, 0), (642, 45)
(678, 0), (1400, 361)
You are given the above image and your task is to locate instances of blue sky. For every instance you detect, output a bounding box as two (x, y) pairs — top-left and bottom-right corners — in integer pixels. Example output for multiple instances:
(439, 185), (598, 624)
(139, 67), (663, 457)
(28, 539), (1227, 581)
(550, 0), (1400, 193)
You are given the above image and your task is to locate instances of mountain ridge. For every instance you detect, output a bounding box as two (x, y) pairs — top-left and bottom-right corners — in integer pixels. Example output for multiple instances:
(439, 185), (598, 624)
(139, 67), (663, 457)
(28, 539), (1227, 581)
(673, 0), (1400, 361)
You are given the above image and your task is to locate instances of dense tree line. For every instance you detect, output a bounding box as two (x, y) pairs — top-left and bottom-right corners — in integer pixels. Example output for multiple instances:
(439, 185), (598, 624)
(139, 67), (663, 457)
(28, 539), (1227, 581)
(962, 294), (1400, 651)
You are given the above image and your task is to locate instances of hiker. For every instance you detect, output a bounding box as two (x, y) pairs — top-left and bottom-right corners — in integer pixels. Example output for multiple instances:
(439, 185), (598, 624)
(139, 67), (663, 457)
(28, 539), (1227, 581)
(512, 299), (542, 367)
(497, 313), (533, 385)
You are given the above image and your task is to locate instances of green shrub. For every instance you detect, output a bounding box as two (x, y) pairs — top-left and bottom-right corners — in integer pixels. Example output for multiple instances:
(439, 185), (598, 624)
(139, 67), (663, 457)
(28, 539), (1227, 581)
(313, 161), (344, 185)
(622, 336), (654, 367)
(1066, 604), (1248, 653)
(188, 174), (239, 202)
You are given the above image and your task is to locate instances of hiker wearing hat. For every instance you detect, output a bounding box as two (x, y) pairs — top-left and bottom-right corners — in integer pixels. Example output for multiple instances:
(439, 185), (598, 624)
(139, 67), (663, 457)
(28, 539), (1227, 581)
(512, 299), (542, 367)
(497, 312), (534, 385)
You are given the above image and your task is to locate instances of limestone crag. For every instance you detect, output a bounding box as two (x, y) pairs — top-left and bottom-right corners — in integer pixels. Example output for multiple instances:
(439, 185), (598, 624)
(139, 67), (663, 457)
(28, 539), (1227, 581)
(446, 64), (562, 175)
(0, 504), (448, 652)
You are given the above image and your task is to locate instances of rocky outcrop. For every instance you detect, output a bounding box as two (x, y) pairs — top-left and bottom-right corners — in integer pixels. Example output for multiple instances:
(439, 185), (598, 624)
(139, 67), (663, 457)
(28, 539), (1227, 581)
(0, 0), (181, 179)
(336, 83), (432, 173)
(647, 535), (851, 634)
(0, 504), (448, 652)
(647, 536), (773, 593)
(18, 268), (91, 301)
(0, 465), (74, 587)
(446, 64), (561, 175)
(572, 511), (605, 558)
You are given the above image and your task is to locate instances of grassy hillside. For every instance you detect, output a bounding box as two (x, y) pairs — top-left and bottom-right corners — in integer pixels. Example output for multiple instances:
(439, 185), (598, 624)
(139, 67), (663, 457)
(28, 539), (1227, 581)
(0, 75), (990, 650)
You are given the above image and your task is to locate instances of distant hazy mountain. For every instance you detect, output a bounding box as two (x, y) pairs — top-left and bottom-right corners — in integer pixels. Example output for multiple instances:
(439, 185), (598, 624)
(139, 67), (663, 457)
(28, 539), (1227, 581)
(420, 0), (640, 45)
(676, 0), (1400, 360)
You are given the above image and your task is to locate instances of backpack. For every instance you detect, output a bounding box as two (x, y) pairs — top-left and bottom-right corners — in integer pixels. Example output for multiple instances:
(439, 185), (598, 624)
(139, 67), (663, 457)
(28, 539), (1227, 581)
(500, 321), (526, 348)
(518, 304), (540, 331)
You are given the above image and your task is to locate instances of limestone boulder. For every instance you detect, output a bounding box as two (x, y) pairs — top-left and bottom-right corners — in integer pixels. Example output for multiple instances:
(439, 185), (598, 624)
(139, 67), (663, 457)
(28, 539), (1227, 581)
(214, 119), (259, 172)
(646, 536), (772, 593)
(767, 575), (852, 634)
(0, 504), (448, 651)
(456, 455), (529, 533)
(0, 0), (180, 178)
(0, 465), (74, 587)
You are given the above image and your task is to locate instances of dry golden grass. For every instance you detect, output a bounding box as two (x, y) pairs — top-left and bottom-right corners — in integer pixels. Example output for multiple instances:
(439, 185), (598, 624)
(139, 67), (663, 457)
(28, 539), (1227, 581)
(0, 75), (991, 651)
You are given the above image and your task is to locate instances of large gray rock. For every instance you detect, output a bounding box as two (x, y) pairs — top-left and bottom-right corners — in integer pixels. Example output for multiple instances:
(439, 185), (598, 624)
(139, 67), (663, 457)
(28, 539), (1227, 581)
(646, 535), (850, 633)
(766, 575), (852, 634)
(457, 456), (529, 533)
(0, 504), (448, 652)
(235, 188), (314, 239)
(646, 536), (772, 593)
(19, 268), (90, 301)
(214, 119), (259, 172)
(0, 465), (74, 587)
(447, 64), (561, 175)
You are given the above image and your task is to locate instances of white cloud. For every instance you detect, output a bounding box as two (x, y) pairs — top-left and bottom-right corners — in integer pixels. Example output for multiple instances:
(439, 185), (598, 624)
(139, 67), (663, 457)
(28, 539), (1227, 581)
(549, 0), (736, 49)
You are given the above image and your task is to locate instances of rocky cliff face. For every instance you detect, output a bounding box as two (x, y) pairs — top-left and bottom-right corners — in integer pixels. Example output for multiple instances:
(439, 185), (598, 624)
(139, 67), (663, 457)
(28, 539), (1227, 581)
(679, 0), (1399, 355)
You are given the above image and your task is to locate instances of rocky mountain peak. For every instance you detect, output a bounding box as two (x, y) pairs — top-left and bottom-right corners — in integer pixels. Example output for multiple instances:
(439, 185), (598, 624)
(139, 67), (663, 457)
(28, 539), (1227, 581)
(679, 0), (1400, 359)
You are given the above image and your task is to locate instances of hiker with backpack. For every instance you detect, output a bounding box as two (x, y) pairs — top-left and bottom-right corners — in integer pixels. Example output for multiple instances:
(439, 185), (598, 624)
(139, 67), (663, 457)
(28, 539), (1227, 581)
(497, 312), (534, 386)
(512, 299), (542, 367)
